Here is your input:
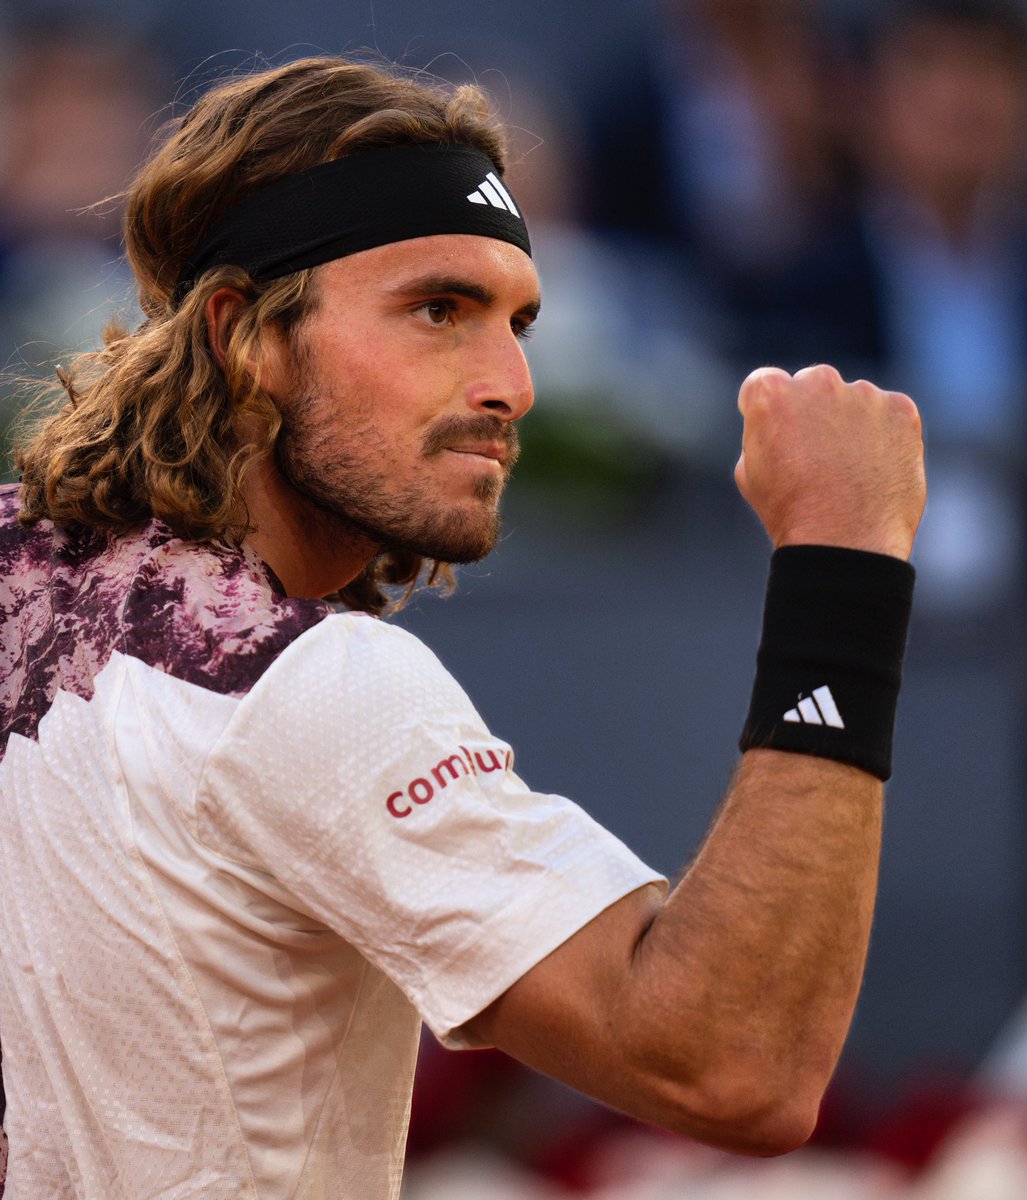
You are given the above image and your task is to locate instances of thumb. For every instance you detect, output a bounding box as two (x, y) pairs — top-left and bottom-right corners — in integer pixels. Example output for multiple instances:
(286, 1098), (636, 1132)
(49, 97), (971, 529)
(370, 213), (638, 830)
(734, 451), (749, 502)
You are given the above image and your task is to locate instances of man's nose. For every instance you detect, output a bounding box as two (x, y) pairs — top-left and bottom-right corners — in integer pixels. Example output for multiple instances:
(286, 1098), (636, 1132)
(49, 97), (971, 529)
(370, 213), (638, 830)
(465, 333), (534, 421)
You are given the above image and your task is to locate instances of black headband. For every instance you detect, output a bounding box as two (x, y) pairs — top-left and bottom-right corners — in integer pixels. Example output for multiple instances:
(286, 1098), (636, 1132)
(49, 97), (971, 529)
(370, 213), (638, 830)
(175, 142), (531, 298)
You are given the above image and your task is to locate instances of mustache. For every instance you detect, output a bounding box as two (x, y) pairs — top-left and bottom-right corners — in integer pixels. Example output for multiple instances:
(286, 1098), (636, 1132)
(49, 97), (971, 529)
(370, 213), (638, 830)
(422, 415), (520, 467)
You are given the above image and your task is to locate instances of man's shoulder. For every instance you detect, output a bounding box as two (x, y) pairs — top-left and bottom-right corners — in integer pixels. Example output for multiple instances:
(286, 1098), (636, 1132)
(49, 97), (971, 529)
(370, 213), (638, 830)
(250, 607), (438, 684)
(235, 610), (472, 737)
(120, 533), (334, 698)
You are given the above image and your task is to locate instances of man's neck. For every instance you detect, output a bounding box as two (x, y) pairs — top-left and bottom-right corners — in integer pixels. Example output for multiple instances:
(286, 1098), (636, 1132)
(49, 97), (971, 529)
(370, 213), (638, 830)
(241, 454), (379, 599)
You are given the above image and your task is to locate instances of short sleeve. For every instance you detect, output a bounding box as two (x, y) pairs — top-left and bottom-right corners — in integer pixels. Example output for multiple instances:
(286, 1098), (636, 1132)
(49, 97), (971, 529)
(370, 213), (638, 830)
(197, 614), (666, 1045)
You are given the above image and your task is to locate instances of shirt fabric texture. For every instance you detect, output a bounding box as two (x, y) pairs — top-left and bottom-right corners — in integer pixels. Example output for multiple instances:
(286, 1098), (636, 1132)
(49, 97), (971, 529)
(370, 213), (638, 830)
(0, 483), (664, 1199)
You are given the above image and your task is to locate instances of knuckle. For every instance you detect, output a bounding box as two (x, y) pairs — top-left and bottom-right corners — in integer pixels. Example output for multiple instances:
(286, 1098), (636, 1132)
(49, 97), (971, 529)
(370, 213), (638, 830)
(794, 363), (841, 389)
(740, 366), (792, 407)
(848, 378), (879, 399)
(888, 390), (923, 432)
(891, 389), (919, 418)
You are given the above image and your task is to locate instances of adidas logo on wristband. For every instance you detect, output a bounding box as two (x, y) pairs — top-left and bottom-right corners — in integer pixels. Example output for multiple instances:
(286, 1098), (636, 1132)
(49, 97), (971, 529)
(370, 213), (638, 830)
(783, 685), (845, 729)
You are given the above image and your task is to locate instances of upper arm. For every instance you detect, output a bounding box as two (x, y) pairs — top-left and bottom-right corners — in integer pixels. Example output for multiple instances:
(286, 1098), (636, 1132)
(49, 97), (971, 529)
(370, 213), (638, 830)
(465, 880), (665, 1075)
(455, 880), (736, 1143)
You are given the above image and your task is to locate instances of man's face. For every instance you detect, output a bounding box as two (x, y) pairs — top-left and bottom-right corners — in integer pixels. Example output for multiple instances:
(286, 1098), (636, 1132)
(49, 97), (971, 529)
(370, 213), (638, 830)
(267, 234), (539, 564)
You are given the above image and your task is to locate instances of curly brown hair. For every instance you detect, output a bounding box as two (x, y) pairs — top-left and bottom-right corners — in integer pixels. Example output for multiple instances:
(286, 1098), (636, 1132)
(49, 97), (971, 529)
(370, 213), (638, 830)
(15, 56), (510, 613)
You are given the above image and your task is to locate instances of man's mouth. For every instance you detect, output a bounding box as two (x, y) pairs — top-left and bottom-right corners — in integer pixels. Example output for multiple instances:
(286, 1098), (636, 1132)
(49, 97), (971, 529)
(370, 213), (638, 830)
(444, 442), (508, 466)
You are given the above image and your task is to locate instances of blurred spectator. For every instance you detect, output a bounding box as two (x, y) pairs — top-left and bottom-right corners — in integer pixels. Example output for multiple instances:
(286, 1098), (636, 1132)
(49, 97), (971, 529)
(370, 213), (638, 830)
(844, 0), (1027, 613)
(848, 0), (1027, 448)
(584, 0), (1027, 397)
(0, 23), (167, 469)
(583, 0), (862, 374)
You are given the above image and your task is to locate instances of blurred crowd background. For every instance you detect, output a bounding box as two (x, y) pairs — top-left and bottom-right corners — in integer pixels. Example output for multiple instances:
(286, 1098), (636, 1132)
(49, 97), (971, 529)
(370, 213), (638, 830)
(1, 0), (1027, 1194)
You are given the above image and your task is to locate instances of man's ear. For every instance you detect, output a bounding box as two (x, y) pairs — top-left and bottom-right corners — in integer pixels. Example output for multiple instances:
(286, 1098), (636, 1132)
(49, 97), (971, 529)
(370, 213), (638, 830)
(204, 286), (290, 398)
(205, 287), (245, 369)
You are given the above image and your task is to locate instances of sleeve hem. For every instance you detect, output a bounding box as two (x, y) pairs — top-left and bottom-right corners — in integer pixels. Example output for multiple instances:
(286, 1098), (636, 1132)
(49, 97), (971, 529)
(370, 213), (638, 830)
(416, 852), (667, 1049)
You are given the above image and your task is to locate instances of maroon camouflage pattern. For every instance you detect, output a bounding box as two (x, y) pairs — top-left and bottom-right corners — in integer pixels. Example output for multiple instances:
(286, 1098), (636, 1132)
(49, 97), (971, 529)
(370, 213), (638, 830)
(0, 481), (334, 1196)
(0, 481), (332, 761)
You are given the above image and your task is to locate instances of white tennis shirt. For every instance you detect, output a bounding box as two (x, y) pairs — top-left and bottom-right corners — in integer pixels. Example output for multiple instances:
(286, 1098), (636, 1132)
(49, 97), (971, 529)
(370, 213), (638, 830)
(0, 485), (664, 1199)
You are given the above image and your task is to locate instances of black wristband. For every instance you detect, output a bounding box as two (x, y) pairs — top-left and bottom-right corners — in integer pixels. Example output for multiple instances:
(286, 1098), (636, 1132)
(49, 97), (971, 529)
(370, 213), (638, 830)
(739, 545), (915, 781)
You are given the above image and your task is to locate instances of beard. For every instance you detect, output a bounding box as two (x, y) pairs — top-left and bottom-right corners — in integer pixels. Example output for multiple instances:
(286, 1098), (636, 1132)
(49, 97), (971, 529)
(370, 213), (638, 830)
(273, 396), (520, 565)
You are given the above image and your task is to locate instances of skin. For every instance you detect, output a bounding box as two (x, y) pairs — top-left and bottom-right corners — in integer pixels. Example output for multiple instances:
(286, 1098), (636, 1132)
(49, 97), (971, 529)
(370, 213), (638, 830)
(208, 236), (926, 1157)
(208, 235), (539, 598)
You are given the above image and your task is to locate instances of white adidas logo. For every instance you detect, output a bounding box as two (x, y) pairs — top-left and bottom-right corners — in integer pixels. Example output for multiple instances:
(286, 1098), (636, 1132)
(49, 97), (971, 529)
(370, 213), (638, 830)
(467, 172), (521, 218)
(783, 685), (845, 729)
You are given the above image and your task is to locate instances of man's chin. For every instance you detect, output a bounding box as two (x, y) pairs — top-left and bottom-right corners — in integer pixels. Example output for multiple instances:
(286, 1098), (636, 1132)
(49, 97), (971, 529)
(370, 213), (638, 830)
(387, 512), (502, 565)
(393, 532), (500, 566)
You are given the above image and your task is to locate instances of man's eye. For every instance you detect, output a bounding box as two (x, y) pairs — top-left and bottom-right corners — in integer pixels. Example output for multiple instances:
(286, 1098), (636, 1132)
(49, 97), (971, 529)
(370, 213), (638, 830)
(418, 300), (453, 326)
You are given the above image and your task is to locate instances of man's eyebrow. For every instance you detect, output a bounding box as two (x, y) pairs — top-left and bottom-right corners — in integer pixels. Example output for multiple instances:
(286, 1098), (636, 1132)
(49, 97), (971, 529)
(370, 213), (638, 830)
(390, 274), (541, 320)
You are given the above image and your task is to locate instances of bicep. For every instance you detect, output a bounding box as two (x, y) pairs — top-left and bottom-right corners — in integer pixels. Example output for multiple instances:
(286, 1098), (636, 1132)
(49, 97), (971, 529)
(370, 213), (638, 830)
(463, 881), (668, 1095)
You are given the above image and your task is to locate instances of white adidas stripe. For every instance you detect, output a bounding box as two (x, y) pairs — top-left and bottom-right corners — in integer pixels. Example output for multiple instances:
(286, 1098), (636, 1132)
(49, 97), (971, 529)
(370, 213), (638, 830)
(811, 684), (844, 727)
(466, 173), (521, 217)
(783, 685), (845, 729)
(479, 178), (508, 210)
(486, 172), (520, 217)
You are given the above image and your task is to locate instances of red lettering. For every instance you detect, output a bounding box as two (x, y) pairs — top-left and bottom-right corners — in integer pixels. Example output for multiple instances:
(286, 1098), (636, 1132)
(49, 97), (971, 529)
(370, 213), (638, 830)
(387, 744), (511, 820)
(432, 755), (469, 788)
(474, 749), (503, 773)
(386, 791), (412, 819)
(409, 778), (434, 805)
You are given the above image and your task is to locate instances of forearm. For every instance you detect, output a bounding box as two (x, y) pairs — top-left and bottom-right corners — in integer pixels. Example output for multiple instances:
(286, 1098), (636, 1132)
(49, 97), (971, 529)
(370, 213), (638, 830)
(618, 748), (882, 1147)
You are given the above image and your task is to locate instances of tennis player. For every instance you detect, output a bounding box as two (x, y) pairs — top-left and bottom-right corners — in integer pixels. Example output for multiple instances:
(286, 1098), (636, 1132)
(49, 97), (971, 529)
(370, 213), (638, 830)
(0, 56), (925, 1199)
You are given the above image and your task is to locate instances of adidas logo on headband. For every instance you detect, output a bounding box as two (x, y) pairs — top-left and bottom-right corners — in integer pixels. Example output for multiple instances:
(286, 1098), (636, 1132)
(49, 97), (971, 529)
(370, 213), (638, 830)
(467, 172), (521, 218)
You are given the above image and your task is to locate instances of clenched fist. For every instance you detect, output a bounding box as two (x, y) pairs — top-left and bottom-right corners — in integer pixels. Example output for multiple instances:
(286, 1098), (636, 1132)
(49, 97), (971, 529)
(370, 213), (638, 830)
(734, 364), (926, 561)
